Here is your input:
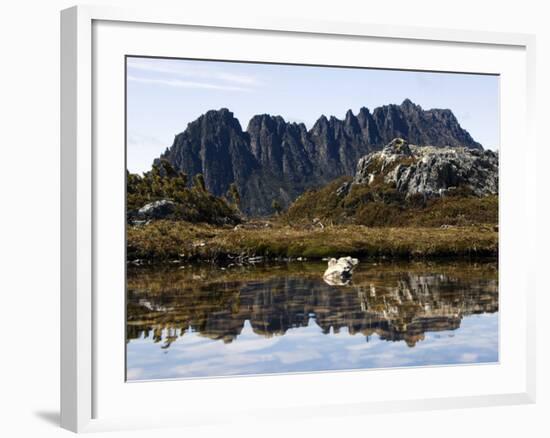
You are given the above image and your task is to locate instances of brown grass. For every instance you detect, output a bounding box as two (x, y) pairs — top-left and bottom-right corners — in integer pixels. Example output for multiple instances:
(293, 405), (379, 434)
(127, 220), (498, 262)
(282, 177), (498, 228)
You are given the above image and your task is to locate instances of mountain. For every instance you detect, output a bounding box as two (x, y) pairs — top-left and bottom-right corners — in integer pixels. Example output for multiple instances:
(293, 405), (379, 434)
(156, 99), (482, 216)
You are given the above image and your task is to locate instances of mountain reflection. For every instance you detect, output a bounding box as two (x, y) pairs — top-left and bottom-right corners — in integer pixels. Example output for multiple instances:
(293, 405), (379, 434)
(127, 261), (498, 349)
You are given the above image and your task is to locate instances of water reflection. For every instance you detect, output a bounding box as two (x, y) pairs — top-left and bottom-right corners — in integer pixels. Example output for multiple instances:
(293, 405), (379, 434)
(126, 261), (498, 379)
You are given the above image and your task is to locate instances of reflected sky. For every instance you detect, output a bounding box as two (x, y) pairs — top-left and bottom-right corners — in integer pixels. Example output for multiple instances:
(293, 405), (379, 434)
(126, 261), (498, 381)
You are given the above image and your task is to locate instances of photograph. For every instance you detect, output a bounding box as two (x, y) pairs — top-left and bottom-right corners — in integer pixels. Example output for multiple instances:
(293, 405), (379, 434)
(125, 57), (499, 381)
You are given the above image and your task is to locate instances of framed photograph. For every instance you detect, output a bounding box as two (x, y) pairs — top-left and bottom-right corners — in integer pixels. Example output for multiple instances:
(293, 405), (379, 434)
(61, 5), (536, 433)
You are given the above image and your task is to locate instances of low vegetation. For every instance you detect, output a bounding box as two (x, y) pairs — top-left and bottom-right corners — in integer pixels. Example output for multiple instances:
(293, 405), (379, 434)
(283, 176), (498, 227)
(126, 162), (498, 263)
(127, 160), (240, 225)
(127, 220), (498, 262)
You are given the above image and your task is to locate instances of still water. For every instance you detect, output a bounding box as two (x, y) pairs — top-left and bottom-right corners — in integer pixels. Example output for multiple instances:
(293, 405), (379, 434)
(126, 260), (498, 381)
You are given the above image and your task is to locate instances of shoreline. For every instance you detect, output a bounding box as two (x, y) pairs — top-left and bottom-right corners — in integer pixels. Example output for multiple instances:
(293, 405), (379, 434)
(128, 254), (499, 267)
(127, 220), (498, 265)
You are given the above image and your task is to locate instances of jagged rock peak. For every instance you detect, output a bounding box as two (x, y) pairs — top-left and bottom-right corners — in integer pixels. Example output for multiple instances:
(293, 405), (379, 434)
(199, 108), (242, 128)
(158, 101), (484, 215)
(400, 98), (420, 109)
(313, 114), (329, 126)
(246, 113), (288, 132)
(205, 107), (233, 117)
(358, 106), (371, 115)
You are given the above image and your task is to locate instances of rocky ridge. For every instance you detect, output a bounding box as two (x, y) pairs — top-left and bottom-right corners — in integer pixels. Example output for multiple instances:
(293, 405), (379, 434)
(157, 100), (483, 215)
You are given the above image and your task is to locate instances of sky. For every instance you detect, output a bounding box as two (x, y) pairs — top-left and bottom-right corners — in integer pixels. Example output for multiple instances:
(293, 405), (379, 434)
(126, 57), (499, 174)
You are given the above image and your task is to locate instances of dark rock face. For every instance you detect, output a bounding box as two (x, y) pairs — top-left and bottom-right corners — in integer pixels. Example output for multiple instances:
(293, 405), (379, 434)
(354, 138), (498, 198)
(157, 100), (483, 215)
(372, 99), (482, 149)
(159, 109), (257, 198)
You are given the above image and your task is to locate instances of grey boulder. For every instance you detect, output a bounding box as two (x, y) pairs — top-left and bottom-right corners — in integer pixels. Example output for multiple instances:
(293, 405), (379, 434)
(323, 257), (359, 286)
(137, 200), (176, 220)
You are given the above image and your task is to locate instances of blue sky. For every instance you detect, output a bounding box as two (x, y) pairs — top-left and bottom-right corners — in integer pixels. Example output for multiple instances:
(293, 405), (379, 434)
(127, 57), (499, 174)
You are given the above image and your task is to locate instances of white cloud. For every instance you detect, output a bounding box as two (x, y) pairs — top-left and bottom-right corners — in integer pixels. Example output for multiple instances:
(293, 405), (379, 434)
(459, 352), (479, 362)
(225, 337), (281, 353)
(126, 58), (263, 91)
(126, 133), (170, 174)
(126, 368), (145, 380)
(216, 72), (260, 86)
(275, 349), (322, 365)
(127, 75), (251, 92)
(127, 133), (166, 148)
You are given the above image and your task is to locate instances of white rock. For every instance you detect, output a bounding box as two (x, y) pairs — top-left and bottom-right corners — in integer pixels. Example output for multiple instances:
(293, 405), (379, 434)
(323, 257), (359, 286)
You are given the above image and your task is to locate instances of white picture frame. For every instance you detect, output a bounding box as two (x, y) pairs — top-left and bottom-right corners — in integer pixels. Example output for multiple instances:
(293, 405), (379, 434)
(60, 4), (537, 433)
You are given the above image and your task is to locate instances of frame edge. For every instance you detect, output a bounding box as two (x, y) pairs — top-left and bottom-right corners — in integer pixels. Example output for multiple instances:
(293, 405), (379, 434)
(61, 5), (93, 433)
(524, 34), (537, 404)
(60, 3), (537, 431)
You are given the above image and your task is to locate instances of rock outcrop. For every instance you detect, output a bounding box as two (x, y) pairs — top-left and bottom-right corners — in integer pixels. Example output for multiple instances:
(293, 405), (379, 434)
(353, 138), (498, 198)
(323, 257), (359, 286)
(136, 199), (176, 220)
(157, 100), (483, 215)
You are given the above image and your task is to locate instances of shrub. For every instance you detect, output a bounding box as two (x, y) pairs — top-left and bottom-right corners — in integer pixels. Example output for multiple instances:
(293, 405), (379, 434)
(127, 161), (240, 225)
